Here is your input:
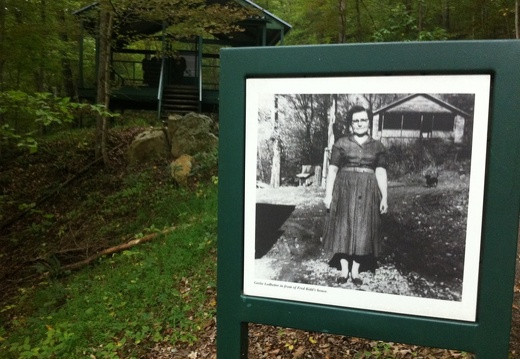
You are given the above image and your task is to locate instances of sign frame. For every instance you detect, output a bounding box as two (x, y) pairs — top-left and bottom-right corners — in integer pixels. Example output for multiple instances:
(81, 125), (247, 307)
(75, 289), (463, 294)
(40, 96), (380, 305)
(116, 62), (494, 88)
(217, 41), (520, 358)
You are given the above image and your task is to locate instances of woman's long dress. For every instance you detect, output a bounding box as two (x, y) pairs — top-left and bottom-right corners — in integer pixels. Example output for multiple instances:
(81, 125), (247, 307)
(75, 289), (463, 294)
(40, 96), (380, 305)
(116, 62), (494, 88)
(322, 135), (387, 258)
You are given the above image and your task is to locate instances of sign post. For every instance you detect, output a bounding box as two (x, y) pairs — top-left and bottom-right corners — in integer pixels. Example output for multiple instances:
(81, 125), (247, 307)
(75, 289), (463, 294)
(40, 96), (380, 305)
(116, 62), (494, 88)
(217, 41), (520, 358)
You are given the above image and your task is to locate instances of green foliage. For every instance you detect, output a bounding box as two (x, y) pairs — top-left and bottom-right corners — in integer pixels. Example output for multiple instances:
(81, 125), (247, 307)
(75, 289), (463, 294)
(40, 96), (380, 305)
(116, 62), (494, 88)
(1, 182), (218, 358)
(263, 0), (516, 45)
(0, 90), (116, 154)
(191, 148), (219, 183)
(372, 3), (447, 42)
(356, 341), (393, 358)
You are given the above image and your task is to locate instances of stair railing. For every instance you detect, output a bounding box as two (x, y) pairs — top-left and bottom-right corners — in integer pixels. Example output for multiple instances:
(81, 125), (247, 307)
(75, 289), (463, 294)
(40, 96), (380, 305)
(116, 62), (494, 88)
(157, 56), (166, 121)
(197, 36), (203, 113)
(157, 21), (168, 121)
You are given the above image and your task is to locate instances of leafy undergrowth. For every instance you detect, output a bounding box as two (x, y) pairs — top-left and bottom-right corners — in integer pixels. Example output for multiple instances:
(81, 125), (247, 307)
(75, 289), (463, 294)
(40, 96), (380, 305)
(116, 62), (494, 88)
(1, 198), (218, 358)
(0, 125), (219, 358)
(0, 177), (219, 358)
(0, 129), (518, 358)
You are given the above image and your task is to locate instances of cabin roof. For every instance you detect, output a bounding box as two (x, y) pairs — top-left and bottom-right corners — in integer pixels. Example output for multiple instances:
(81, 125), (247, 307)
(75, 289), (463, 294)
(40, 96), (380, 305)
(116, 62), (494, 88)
(216, 0), (292, 46)
(374, 94), (470, 118)
(73, 0), (291, 48)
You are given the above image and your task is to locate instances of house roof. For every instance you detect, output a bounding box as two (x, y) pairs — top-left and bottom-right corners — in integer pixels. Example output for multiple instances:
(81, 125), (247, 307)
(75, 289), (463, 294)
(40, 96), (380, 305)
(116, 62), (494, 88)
(374, 94), (470, 118)
(226, 0), (292, 46)
(74, 0), (291, 48)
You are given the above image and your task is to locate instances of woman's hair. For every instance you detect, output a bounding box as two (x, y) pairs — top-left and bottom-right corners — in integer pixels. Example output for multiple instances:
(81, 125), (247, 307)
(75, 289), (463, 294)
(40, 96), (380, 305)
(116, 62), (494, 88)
(345, 105), (372, 127)
(333, 105), (372, 141)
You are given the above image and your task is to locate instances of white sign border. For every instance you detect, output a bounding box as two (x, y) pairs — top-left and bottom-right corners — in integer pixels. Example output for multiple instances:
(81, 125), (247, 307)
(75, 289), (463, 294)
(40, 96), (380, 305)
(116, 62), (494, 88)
(243, 75), (491, 322)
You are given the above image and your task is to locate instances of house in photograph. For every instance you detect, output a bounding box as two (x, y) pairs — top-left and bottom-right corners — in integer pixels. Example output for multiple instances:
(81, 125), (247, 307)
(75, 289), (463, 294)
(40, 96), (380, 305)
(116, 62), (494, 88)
(372, 94), (471, 145)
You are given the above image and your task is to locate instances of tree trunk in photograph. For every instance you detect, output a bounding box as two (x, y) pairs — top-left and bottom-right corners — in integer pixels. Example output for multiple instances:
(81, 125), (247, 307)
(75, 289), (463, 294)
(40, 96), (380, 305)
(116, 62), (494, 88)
(270, 95), (281, 188)
(323, 96), (337, 188)
(315, 166), (322, 187)
(270, 139), (281, 188)
(327, 95), (337, 150)
(95, 4), (113, 164)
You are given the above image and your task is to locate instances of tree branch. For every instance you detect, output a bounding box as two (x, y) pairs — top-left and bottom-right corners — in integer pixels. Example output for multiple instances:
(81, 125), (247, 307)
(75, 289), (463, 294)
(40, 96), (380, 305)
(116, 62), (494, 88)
(61, 227), (175, 271)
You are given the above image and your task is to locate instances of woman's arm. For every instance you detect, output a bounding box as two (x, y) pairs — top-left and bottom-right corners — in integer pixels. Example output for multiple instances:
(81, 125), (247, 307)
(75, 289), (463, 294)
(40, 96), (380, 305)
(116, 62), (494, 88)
(324, 165), (339, 209)
(375, 167), (388, 214)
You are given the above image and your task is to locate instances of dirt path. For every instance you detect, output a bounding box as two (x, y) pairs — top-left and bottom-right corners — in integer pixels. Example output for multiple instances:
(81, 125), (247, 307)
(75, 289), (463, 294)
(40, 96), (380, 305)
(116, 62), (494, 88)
(254, 178), (466, 300)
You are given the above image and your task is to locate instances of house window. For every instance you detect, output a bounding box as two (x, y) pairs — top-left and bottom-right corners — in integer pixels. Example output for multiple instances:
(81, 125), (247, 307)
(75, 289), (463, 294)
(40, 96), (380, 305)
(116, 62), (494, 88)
(380, 112), (455, 131)
(380, 113), (402, 130)
(431, 113), (455, 131)
(403, 113), (421, 130)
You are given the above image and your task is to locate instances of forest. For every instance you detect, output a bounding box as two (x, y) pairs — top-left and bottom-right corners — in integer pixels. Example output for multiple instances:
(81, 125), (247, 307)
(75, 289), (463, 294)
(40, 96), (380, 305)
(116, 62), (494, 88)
(1, 0), (518, 159)
(1, 0), (519, 358)
(255, 92), (475, 187)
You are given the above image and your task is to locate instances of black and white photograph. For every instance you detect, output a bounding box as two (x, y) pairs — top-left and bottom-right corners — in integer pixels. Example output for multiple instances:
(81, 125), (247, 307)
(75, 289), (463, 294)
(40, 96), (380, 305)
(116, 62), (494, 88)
(243, 75), (491, 322)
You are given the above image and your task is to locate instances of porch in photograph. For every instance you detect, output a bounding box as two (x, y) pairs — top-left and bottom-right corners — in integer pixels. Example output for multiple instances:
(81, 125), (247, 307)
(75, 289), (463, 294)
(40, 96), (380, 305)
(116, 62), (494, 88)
(372, 94), (471, 145)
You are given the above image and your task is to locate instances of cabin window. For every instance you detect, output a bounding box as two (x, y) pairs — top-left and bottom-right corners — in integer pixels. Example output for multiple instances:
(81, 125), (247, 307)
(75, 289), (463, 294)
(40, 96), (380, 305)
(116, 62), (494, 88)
(402, 113), (422, 130)
(380, 112), (455, 131)
(431, 113), (455, 131)
(380, 113), (402, 130)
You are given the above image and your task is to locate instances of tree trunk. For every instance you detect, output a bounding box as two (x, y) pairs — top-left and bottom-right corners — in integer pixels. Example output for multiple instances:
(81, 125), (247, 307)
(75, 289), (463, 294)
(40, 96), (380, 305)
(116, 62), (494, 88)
(308, 95), (314, 163)
(338, 0), (347, 43)
(355, 0), (362, 41)
(404, 0), (413, 15)
(442, 0), (450, 31)
(418, 0), (423, 32)
(58, 10), (77, 99)
(270, 96), (281, 188)
(515, 0), (520, 39)
(34, 0), (47, 93)
(0, 0), (6, 90)
(322, 96), (337, 188)
(95, 3), (113, 164)
(270, 138), (281, 188)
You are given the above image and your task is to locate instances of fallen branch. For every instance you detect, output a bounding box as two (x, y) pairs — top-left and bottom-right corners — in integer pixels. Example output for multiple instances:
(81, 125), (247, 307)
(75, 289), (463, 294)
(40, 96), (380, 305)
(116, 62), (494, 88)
(61, 227), (174, 271)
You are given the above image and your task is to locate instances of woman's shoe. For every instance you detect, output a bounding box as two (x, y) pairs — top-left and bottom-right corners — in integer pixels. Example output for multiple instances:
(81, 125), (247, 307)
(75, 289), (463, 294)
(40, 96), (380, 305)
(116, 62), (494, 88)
(352, 277), (363, 286)
(337, 276), (348, 284)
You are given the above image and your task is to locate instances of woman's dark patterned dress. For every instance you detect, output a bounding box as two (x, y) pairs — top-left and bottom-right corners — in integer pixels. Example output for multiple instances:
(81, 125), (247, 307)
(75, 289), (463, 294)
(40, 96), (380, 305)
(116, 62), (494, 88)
(323, 135), (387, 258)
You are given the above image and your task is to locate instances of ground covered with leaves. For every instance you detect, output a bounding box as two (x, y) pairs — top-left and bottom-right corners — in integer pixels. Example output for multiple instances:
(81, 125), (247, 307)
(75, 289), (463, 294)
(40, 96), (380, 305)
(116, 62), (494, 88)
(1, 128), (519, 358)
(254, 179), (466, 301)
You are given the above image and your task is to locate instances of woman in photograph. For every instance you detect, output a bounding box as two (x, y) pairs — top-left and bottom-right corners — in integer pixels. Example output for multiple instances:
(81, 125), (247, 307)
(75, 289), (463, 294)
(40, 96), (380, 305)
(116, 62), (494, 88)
(323, 105), (388, 286)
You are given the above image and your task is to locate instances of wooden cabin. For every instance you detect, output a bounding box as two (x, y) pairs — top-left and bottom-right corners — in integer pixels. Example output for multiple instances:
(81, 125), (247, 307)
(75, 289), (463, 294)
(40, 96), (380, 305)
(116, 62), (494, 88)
(372, 94), (471, 145)
(74, 0), (291, 118)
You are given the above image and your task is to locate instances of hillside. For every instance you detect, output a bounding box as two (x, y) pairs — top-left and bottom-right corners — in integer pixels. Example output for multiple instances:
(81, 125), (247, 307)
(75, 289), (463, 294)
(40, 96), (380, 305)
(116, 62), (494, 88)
(1, 128), (519, 358)
(0, 128), (148, 301)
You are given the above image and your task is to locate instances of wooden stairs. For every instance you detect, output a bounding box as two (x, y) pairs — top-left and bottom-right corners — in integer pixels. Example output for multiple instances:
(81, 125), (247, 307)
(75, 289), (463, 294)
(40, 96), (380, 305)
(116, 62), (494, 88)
(161, 85), (200, 117)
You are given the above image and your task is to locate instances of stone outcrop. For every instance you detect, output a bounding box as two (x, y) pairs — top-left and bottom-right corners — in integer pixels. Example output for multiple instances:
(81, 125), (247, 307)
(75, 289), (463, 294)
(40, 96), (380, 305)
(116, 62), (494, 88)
(126, 113), (218, 187)
(171, 154), (193, 187)
(168, 112), (218, 158)
(126, 129), (169, 165)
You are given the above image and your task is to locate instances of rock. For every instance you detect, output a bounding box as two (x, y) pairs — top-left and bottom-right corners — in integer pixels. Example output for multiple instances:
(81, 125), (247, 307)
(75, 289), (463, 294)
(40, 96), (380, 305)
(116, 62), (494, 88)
(127, 129), (169, 164)
(168, 112), (218, 158)
(171, 154), (193, 187)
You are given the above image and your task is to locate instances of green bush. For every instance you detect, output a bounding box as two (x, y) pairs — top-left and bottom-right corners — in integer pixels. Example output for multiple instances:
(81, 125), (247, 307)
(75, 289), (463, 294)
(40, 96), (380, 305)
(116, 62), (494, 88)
(0, 90), (115, 155)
